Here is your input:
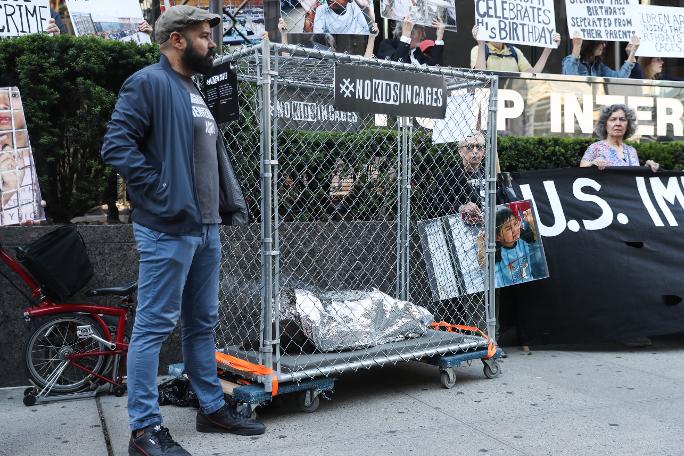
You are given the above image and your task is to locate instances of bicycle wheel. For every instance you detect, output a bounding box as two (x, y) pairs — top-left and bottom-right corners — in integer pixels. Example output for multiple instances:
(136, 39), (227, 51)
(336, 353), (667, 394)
(24, 314), (109, 394)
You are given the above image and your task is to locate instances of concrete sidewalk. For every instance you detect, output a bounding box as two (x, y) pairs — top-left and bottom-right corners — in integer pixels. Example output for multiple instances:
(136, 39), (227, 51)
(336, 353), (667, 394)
(3, 339), (684, 456)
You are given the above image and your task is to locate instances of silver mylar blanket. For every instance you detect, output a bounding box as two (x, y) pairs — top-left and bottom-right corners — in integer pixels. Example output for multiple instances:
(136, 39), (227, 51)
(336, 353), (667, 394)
(282, 288), (434, 352)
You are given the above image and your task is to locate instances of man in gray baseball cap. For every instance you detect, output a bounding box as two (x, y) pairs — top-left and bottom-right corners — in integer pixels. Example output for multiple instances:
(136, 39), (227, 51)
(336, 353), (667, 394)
(102, 5), (263, 456)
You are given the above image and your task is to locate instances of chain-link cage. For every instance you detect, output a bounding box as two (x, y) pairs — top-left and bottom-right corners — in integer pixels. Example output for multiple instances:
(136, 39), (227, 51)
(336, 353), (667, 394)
(214, 42), (498, 390)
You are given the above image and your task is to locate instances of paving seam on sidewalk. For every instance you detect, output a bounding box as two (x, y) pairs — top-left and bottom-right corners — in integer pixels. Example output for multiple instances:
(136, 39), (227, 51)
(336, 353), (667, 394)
(96, 395), (115, 456)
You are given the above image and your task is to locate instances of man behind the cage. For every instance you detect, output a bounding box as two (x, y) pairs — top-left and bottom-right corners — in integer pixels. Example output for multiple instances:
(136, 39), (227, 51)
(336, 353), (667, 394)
(312, 0), (373, 34)
(101, 6), (264, 456)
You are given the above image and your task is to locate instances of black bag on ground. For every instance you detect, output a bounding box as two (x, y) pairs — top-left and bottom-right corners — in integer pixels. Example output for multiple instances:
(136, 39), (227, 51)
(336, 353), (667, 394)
(16, 225), (94, 300)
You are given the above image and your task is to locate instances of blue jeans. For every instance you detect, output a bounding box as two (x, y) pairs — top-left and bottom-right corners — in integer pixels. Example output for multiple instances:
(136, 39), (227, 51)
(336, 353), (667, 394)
(128, 223), (225, 431)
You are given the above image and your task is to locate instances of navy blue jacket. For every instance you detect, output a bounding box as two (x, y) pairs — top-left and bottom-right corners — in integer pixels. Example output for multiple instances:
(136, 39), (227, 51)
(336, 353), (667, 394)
(101, 55), (248, 235)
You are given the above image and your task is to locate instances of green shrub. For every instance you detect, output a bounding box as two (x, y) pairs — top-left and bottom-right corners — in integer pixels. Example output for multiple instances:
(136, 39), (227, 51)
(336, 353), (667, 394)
(0, 34), (159, 222)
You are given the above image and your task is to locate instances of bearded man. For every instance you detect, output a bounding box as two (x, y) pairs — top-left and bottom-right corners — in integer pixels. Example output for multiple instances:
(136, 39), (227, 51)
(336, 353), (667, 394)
(102, 6), (263, 456)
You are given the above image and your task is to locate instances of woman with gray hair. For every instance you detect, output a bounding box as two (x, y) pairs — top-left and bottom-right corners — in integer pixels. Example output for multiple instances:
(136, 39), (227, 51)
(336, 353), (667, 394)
(580, 104), (659, 172)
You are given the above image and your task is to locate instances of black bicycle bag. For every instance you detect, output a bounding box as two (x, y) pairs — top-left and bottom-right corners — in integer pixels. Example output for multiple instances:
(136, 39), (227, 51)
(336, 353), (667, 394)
(16, 225), (94, 301)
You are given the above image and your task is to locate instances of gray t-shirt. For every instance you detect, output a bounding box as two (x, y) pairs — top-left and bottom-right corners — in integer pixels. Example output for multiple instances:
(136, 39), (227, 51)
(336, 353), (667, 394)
(179, 77), (221, 224)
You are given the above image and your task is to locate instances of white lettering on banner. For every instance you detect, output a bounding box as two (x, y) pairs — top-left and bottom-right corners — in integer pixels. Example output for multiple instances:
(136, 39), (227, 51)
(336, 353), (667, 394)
(635, 5), (684, 58)
(496, 89), (524, 130)
(344, 77), (444, 108)
(649, 177), (684, 227)
(499, 90), (684, 138)
(521, 175), (684, 237)
(565, 0), (638, 41)
(573, 178), (613, 230)
(206, 72), (228, 86)
(276, 100), (359, 123)
(475, 0), (557, 48)
(519, 181), (567, 237)
(0, 0), (50, 37)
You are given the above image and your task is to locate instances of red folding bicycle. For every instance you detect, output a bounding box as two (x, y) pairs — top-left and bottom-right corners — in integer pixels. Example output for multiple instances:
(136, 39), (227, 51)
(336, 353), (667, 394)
(0, 236), (136, 406)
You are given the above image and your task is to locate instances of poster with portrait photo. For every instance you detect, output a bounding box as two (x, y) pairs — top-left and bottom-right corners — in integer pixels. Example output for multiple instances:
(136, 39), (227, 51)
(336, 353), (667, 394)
(418, 199), (548, 300)
(66, 0), (151, 44)
(0, 87), (45, 226)
(280, 0), (376, 35)
(380, 0), (456, 31)
(493, 200), (548, 288)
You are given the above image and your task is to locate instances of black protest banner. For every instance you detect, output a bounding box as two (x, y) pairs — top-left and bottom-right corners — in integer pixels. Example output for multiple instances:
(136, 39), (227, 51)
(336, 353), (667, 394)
(474, 0), (556, 48)
(204, 61), (239, 124)
(565, 0), (638, 41)
(334, 63), (447, 119)
(504, 167), (684, 344)
(0, 0), (50, 37)
(635, 5), (684, 58)
(277, 87), (360, 132)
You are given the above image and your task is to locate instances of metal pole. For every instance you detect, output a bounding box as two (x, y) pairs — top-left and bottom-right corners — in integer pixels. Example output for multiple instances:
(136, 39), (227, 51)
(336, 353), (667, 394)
(272, 47), (282, 375)
(396, 116), (410, 302)
(260, 39), (274, 392)
(485, 79), (499, 344)
(210, 0), (223, 54)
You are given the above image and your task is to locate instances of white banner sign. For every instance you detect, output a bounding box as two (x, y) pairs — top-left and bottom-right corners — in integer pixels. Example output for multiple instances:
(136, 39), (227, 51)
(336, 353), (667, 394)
(475, 0), (557, 48)
(565, 0), (638, 42)
(0, 0), (50, 37)
(66, 0), (150, 44)
(635, 5), (684, 58)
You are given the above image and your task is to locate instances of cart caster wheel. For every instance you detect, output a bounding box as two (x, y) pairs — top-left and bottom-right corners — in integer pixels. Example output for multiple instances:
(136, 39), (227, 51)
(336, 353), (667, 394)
(483, 361), (501, 379)
(298, 390), (320, 413)
(24, 387), (36, 396)
(440, 368), (457, 389)
(113, 385), (127, 397)
(23, 392), (36, 406)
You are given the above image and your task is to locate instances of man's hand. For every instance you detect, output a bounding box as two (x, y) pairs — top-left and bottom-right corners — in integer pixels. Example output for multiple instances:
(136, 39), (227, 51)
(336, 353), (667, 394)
(458, 202), (483, 225)
(472, 25), (484, 45)
(432, 17), (445, 41)
(571, 31), (582, 58)
(369, 22), (379, 36)
(552, 32), (561, 48)
(401, 16), (414, 39)
(138, 20), (153, 35)
(278, 18), (288, 33)
(45, 18), (60, 36)
(645, 159), (660, 173)
(627, 34), (640, 62)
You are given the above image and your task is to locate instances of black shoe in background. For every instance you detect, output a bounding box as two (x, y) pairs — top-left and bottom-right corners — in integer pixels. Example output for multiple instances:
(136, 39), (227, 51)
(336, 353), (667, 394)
(196, 403), (266, 436)
(128, 424), (191, 456)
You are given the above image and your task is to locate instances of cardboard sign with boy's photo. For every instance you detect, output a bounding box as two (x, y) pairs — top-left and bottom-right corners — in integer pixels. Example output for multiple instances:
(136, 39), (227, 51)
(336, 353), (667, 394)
(418, 199), (548, 300)
(0, 87), (45, 226)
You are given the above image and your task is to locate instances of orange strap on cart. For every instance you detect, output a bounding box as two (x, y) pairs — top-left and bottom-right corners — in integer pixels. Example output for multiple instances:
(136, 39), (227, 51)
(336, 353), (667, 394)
(215, 352), (279, 396)
(430, 321), (497, 360)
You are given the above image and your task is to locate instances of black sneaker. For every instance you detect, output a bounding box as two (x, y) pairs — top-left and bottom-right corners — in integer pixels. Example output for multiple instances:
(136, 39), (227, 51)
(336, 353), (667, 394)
(128, 424), (191, 456)
(196, 403), (266, 436)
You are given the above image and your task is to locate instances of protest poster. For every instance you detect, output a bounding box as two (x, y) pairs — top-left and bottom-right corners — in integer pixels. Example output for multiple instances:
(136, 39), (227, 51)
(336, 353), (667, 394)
(334, 63), (447, 118)
(223, 0), (264, 46)
(0, 87), (45, 226)
(634, 5), (684, 59)
(280, 0), (376, 35)
(0, 0), (50, 37)
(474, 0), (556, 48)
(432, 92), (476, 144)
(204, 61), (239, 124)
(418, 199), (549, 300)
(380, 0), (457, 31)
(66, 0), (151, 44)
(565, 0), (638, 42)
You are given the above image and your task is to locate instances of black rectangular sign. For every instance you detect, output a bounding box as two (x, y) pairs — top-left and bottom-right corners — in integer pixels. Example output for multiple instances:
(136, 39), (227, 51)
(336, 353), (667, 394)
(204, 61), (239, 124)
(334, 63), (447, 119)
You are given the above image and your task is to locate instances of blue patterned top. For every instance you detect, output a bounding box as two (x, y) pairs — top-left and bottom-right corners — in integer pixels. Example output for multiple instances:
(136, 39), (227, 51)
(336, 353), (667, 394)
(582, 141), (640, 167)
